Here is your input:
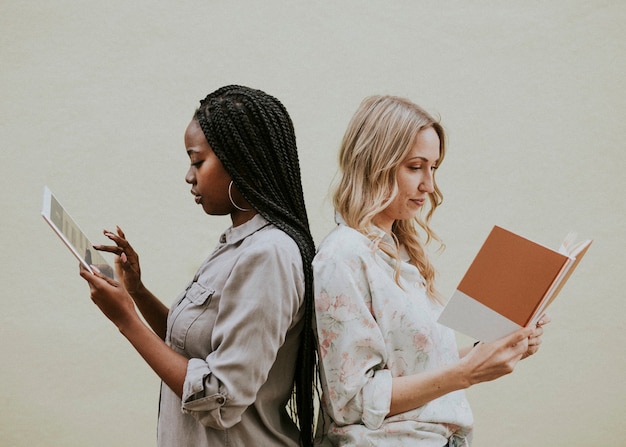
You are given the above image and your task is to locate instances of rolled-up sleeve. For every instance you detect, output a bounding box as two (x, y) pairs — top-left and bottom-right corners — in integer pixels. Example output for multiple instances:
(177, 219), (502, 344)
(181, 359), (228, 425)
(180, 235), (303, 429)
(313, 249), (392, 430)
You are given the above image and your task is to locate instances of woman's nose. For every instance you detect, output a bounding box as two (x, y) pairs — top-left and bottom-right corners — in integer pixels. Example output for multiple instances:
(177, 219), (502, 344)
(419, 172), (435, 193)
(185, 168), (194, 184)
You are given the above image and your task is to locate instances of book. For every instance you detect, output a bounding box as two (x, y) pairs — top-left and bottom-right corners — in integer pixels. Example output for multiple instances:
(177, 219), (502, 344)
(437, 225), (592, 342)
(41, 186), (115, 279)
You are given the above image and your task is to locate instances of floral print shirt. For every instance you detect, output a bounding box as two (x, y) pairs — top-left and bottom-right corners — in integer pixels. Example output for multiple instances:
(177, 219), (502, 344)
(313, 221), (473, 446)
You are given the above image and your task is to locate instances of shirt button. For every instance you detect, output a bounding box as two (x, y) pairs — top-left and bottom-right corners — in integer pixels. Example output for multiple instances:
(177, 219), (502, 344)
(215, 396), (225, 405)
(219, 234), (226, 243)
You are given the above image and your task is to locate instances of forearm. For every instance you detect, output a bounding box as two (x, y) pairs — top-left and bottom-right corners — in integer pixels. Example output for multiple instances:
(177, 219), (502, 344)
(389, 363), (470, 417)
(129, 284), (169, 339)
(119, 316), (188, 398)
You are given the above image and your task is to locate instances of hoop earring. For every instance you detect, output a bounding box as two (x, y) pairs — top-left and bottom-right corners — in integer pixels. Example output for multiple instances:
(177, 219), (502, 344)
(228, 181), (251, 212)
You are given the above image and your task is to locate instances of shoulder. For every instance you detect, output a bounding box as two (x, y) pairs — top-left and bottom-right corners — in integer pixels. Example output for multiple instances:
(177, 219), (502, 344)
(314, 224), (374, 265)
(252, 223), (299, 247)
(245, 223), (303, 266)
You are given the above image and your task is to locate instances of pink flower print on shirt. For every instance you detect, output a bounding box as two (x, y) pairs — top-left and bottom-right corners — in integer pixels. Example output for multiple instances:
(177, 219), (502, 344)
(331, 293), (360, 322)
(316, 291), (331, 313)
(361, 315), (377, 329)
(319, 328), (340, 358)
(338, 352), (360, 386)
(413, 328), (433, 353)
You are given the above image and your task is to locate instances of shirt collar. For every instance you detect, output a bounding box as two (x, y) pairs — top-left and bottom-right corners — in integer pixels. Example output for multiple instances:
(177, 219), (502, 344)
(219, 214), (270, 245)
(335, 211), (395, 247)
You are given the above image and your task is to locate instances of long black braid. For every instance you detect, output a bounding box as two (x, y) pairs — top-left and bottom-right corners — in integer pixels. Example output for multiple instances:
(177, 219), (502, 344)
(195, 85), (316, 447)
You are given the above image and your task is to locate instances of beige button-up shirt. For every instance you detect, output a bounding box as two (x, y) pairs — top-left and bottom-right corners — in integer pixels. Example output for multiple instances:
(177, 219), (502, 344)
(157, 214), (305, 446)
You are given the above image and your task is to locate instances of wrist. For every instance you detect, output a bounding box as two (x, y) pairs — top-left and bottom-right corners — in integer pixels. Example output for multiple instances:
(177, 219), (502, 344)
(128, 282), (148, 299)
(453, 356), (474, 390)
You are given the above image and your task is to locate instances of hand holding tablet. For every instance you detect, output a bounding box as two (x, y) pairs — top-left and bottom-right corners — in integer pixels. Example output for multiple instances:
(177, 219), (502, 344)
(41, 186), (115, 279)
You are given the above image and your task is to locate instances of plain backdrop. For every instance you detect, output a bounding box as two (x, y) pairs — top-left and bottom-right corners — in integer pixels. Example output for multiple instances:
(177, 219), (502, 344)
(2, 1), (625, 446)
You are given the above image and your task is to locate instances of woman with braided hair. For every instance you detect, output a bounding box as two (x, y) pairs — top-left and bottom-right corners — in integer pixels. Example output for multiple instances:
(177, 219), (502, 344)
(80, 85), (316, 446)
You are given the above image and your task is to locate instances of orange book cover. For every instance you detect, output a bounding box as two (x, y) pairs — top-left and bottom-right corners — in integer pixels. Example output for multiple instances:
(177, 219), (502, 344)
(456, 226), (570, 327)
(438, 226), (592, 342)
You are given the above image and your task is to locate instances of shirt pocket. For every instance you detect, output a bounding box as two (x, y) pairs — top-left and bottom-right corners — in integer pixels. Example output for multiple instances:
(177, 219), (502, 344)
(168, 281), (215, 351)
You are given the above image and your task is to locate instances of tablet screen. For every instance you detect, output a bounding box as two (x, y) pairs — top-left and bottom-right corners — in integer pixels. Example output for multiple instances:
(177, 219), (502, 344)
(41, 186), (115, 279)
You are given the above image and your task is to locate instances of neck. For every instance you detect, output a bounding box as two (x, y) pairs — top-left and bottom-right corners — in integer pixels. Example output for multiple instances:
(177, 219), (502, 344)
(231, 209), (258, 227)
(372, 214), (394, 234)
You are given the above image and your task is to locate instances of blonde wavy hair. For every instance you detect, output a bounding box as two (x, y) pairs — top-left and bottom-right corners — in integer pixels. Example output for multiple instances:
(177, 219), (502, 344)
(333, 95), (446, 302)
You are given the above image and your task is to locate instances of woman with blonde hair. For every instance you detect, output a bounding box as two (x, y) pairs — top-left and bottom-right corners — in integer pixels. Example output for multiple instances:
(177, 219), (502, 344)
(313, 95), (548, 446)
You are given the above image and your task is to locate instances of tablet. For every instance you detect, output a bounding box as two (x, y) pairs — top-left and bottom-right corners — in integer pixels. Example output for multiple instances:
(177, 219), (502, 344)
(41, 186), (115, 279)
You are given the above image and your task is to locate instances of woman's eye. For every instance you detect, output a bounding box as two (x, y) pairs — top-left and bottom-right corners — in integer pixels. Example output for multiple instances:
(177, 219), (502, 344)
(408, 164), (437, 172)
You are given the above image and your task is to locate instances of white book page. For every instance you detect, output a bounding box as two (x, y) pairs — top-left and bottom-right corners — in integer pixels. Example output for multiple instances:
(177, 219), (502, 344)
(438, 290), (522, 342)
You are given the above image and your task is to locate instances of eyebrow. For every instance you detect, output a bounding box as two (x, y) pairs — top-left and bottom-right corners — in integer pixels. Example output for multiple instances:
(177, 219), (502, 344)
(407, 156), (440, 163)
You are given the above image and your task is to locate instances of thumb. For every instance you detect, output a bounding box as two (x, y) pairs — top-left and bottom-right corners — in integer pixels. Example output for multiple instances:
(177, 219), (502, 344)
(499, 327), (533, 348)
(90, 265), (120, 288)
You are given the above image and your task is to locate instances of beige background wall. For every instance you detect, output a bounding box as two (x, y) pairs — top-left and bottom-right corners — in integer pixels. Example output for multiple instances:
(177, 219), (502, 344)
(2, 1), (624, 446)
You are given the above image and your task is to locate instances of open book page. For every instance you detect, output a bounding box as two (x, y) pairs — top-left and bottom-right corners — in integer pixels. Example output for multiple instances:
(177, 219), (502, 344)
(534, 234), (593, 320)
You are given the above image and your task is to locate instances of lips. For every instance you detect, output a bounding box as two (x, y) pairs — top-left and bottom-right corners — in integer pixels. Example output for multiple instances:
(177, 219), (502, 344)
(191, 190), (202, 204)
